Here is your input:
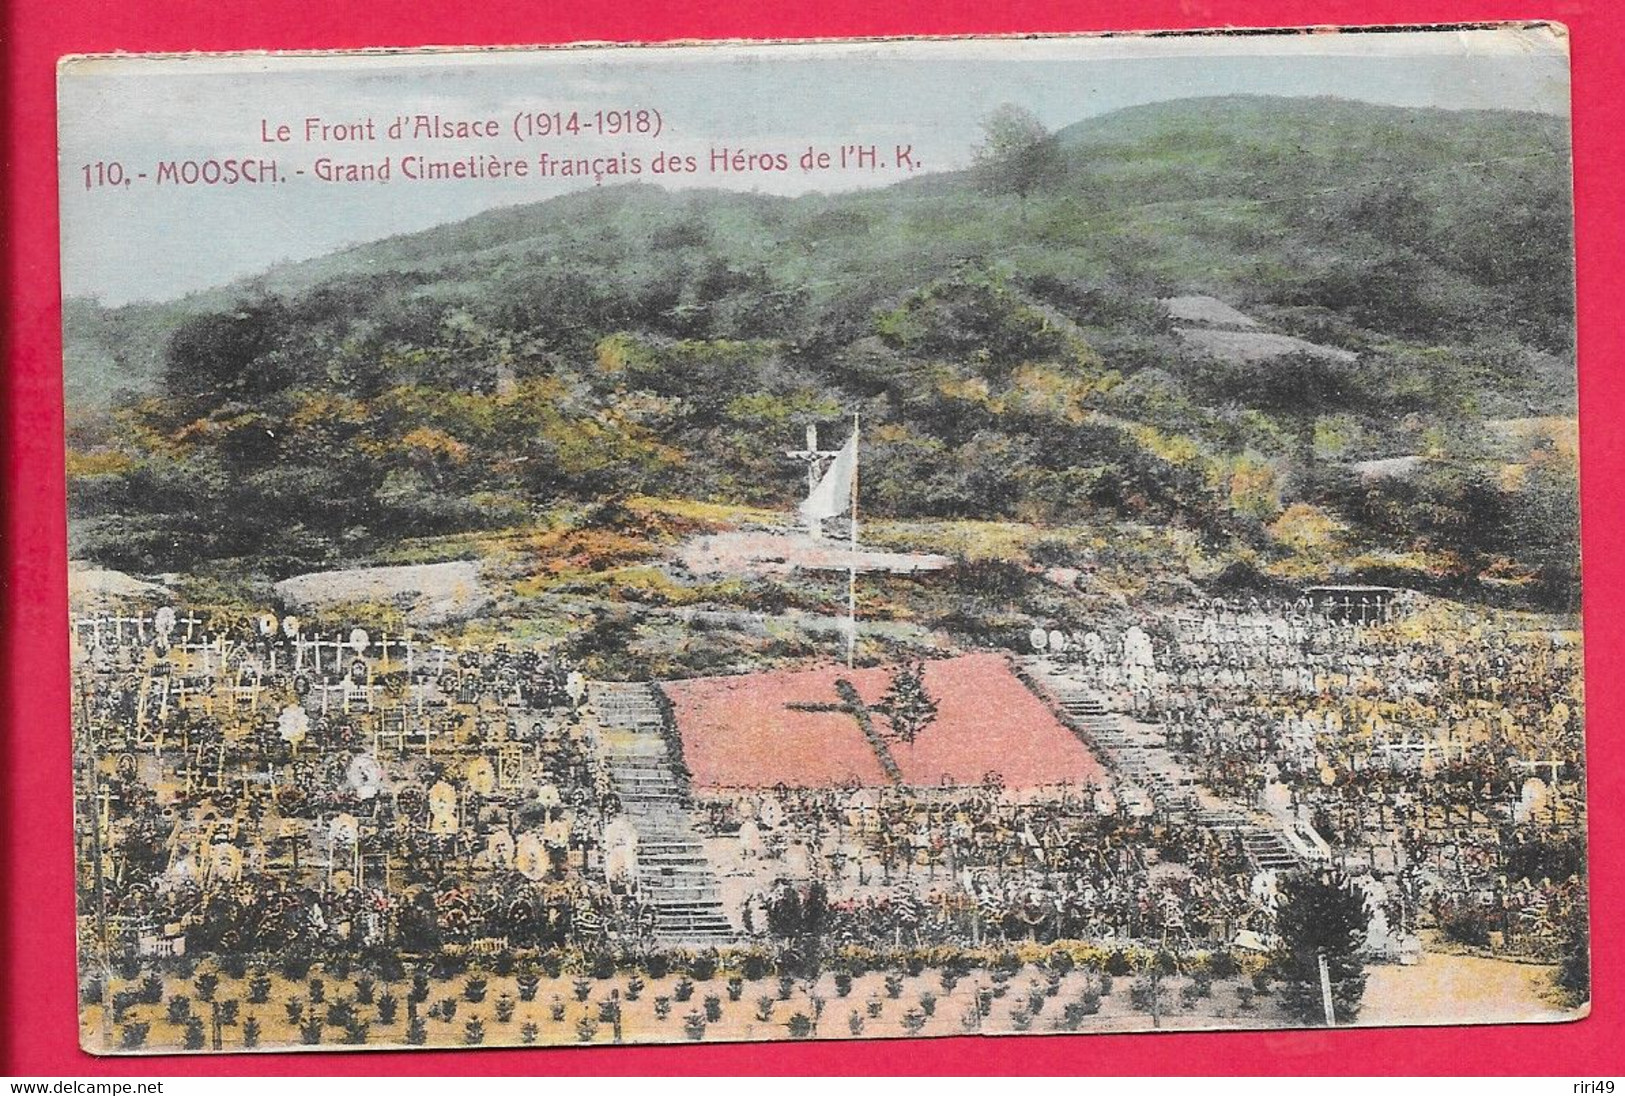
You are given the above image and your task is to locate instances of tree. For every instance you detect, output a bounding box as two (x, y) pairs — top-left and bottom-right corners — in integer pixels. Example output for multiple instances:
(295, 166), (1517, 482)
(1271, 869), (1371, 1025)
(878, 661), (938, 744)
(972, 104), (1064, 216)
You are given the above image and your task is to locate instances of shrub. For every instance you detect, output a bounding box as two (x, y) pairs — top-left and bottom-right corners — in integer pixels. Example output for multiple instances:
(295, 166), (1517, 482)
(495, 993), (516, 1023)
(683, 1011), (706, 1041)
(904, 955), (926, 977)
(704, 994), (722, 1022)
(376, 992), (399, 1024)
(900, 1007), (927, 1035)
(848, 1010), (864, 1036)
(1078, 990), (1101, 1016)
(866, 996), (883, 1019)
(1106, 949), (1133, 977)
(689, 951), (719, 981)
(327, 956), (352, 981)
(307, 978), (326, 1005)
(575, 1016), (599, 1043)
(493, 951), (516, 977)
(463, 976), (488, 1004)
(464, 1019), (486, 1045)
(520, 1022), (539, 1045)
(409, 971), (431, 1003)
(596, 997), (621, 1025)
(281, 953), (312, 982)
(166, 996), (192, 1025)
(674, 976), (695, 1002)
(572, 977), (592, 1002)
(1049, 950), (1076, 976)
(284, 997), (304, 1025)
(343, 1018), (370, 1045)
(119, 1022), (150, 1050)
(727, 976), (744, 1001)
(644, 952), (671, 979)
(1009, 1007), (1032, 1031)
(355, 975), (376, 1005)
(776, 974), (794, 1001)
(1236, 985), (1256, 1011)
(654, 995), (672, 1020)
(183, 1017), (206, 1050)
(550, 996), (568, 1022)
(139, 972), (163, 1005)
(326, 997), (356, 1029)
(788, 1012), (814, 1037)
(940, 969), (961, 994)
(516, 968), (541, 1002)
(194, 972), (219, 1002)
(1251, 970), (1273, 996)
(242, 1016), (260, 1048)
(540, 951), (564, 979)
(219, 999), (239, 1025)
(590, 952), (616, 980)
(755, 996), (775, 1022)
(299, 1016), (323, 1045)
(834, 972), (853, 997)
(1210, 951), (1240, 979)
(883, 973), (904, 999)
(406, 1014), (428, 1045)
(742, 951), (771, 981)
(919, 991), (937, 1017)
(438, 997), (459, 1021)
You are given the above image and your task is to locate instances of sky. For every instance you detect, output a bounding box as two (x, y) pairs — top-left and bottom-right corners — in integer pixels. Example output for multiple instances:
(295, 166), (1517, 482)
(57, 25), (1571, 306)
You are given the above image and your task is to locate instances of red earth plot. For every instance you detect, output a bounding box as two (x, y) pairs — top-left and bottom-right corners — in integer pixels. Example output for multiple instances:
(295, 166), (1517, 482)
(661, 653), (1108, 791)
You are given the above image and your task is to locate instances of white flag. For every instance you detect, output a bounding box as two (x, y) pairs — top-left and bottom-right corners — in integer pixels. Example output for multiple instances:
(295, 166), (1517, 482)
(800, 430), (856, 525)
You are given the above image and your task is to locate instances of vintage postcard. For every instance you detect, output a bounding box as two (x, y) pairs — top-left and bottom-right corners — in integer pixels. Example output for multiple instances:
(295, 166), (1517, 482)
(59, 25), (1586, 1053)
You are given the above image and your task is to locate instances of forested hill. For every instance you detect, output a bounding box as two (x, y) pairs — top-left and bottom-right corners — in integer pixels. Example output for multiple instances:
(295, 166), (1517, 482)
(65, 95), (1579, 605)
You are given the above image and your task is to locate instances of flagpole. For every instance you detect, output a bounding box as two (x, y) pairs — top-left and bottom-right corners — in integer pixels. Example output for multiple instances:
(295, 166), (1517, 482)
(847, 412), (859, 668)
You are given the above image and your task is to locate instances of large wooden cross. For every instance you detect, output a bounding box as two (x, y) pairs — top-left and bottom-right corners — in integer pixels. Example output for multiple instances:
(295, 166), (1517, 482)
(786, 677), (903, 785)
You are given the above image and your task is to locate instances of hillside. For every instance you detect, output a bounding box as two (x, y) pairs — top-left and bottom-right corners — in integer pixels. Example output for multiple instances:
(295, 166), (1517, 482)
(63, 94), (1580, 619)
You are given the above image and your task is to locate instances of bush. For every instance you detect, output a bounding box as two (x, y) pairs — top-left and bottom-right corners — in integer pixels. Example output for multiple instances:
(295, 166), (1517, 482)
(242, 1016), (260, 1048)
(904, 955), (926, 977)
(704, 994), (722, 1022)
(495, 993), (516, 1023)
(1009, 1007), (1032, 1031)
(776, 974), (794, 1001)
(540, 951), (564, 979)
(343, 1018), (370, 1045)
(493, 951), (516, 977)
(939, 969), (961, 994)
(139, 972), (163, 1005)
(683, 1011), (706, 1041)
(438, 997), (459, 1021)
(1210, 951), (1240, 979)
(194, 972), (219, 1002)
(1251, 970), (1272, 996)
(727, 976), (744, 1001)
(284, 997), (304, 1025)
(590, 952), (616, 980)
(575, 1016), (599, 1043)
(834, 972), (853, 997)
(572, 977), (592, 1002)
(674, 976), (695, 1002)
(689, 951), (719, 981)
(755, 996), (775, 1022)
(325, 997), (356, 1029)
(464, 1019), (486, 1045)
(463, 976), (488, 1004)
(654, 995), (672, 1020)
(405, 1014), (427, 1045)
(409, 971), (431, 1003)
(1236, 985), (1256, 1011)
(119, 1022), (150, 1050)
(280, 953), (312, 982)
(866, 995), (883, 1019)
(520, 1022), (539, 1044)
(1106, 949), (1133, 977)
(517, 968), (541, 1002)
(848, 1010), (864, 1036)
(243, 969), (273, 1001)
(742, 951), (771, 981)
(355, 975), (376, 1005)
(307, 978), (326, 1005)
(300, 1016), (323, 1045)
(788, 1011), (814, 1037)
(219, 999), (240, 1025)
(900, 1007), (926, 1035)
(166, 996), (192, 1025)
(550, 996), (568, 1022)
(919, 991), (937, 1016)
(376, 992), (399, 1024)
(644, 952), (671, 979)
(183, 1017), (206, 1050)
(883, 973), (904, 999)
(1078, 990), (1101, 1016)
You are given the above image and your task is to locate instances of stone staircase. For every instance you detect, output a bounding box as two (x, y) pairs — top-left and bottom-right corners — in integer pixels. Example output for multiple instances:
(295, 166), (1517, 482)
(1024, 661), (1302, 875)
(593, 682), (735, 946)
(1051, 688), (1193, 812)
